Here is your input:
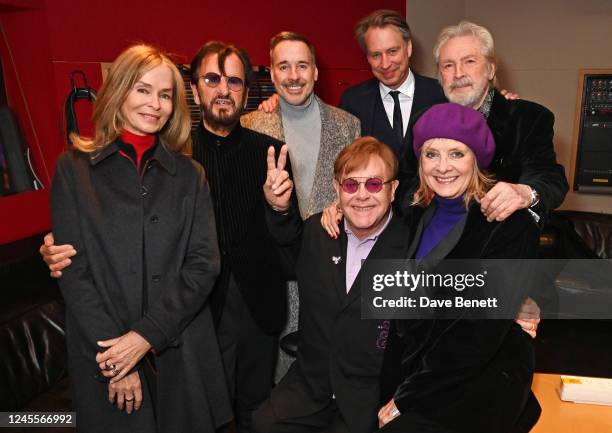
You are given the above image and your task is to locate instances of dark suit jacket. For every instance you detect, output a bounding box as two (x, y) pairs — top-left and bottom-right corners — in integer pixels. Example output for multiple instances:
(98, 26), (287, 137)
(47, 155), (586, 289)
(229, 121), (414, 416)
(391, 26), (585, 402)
(381, 204), (541, 433)
(265, 206), (416, 433)
(487, 90), (569, 220)
(339, 74), (446, 154)
(400, 90), (569, 222)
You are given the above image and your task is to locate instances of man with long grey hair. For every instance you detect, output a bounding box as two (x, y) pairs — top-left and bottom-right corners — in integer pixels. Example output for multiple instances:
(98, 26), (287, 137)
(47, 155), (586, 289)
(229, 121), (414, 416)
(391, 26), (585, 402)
(430, 21), (568, 224)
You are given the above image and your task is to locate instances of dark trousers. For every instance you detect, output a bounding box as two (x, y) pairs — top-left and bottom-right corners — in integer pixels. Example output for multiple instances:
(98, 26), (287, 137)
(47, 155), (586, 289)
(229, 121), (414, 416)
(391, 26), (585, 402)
(217, 276), (279, 433)
(252, 398), (349, 433)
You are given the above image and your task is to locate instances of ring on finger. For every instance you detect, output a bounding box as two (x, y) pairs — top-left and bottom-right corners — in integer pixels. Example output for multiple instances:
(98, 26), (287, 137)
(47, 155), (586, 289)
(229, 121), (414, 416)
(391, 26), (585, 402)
(110, 365), (120, 376)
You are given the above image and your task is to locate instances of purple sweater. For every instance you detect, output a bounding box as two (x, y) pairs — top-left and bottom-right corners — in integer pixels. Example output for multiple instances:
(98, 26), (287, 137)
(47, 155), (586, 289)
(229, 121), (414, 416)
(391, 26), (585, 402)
(416, 195), (467, 260)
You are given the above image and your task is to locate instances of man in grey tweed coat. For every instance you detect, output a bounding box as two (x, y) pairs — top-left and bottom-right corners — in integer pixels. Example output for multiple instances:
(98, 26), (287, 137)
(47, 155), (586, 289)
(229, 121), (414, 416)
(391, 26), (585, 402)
(241, 31), (360, 381)
(241, 31), (360, 220)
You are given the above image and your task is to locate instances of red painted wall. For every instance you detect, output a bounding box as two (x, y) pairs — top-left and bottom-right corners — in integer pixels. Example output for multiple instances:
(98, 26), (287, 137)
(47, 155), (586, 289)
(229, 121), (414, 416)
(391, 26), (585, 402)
(0, 6), (56, 244)
(0, 0), (405, 244)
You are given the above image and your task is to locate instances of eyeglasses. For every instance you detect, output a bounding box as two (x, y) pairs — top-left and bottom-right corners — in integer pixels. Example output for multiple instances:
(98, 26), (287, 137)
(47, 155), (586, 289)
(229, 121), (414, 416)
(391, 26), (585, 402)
(200, 72), (244, 92)
(339, 177), (393, 194)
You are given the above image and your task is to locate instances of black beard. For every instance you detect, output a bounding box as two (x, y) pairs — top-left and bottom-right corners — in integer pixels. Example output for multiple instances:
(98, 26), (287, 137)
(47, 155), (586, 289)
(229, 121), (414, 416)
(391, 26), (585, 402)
(201, 94), (243, 129)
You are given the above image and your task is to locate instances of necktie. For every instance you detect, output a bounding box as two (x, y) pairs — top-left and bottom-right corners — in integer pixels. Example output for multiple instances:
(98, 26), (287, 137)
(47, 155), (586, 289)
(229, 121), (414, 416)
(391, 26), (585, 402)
(389, 91), (403, 154)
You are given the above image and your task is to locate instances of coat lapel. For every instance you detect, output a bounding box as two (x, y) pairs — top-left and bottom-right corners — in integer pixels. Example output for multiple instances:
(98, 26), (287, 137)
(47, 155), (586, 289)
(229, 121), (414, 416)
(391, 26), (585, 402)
(409, 201), (470, 274)
(271, 107), (286, 142)
(486, 90), (510, 166)
(410, 74), (433, 124)
(406, 204), (434, 259)
(307, 97), (334, 217)
(418, 212), (468, 273)
(332, 228), (349, 304)
(365, 80), (383, 135)
(89, 141), (119, 166)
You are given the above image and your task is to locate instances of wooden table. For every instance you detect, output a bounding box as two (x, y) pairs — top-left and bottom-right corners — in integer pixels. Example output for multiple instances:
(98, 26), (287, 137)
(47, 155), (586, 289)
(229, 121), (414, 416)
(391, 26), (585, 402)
(531, 373), (612, 433)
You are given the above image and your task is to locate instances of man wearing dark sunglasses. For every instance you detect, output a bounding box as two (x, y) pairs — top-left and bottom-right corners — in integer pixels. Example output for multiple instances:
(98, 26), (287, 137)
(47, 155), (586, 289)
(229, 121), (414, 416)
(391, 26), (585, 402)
(187, 41), (293, 433)
(255, 137), (412, 433)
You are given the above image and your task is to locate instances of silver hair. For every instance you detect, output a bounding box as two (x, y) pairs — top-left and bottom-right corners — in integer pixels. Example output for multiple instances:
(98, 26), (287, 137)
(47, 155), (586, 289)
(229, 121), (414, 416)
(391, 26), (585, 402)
(433, 21), (496, 66)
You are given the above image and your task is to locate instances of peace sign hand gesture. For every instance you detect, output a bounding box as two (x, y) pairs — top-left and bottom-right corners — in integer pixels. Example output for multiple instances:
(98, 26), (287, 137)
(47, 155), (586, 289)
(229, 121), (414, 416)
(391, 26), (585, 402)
(264, 144), (293, 212)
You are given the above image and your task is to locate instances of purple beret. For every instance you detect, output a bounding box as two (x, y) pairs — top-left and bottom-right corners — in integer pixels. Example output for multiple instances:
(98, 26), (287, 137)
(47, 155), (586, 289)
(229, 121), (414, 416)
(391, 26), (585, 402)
(412, 103), (495, 169)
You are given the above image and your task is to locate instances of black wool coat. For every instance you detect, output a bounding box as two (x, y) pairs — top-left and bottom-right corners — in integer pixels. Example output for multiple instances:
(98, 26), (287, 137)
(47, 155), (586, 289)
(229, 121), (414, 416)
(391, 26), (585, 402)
(51, 139), (232, 433)
(380, 204), (541, 433)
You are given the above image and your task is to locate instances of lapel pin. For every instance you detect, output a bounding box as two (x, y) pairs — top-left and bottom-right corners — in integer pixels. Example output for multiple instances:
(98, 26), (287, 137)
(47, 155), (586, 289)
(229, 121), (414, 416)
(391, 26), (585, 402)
(332, 256), (342, 264)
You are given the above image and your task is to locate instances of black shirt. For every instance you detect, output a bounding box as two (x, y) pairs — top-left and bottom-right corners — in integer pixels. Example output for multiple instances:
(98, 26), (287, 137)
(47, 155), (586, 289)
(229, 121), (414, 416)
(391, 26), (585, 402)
(191, 123), (289, 333)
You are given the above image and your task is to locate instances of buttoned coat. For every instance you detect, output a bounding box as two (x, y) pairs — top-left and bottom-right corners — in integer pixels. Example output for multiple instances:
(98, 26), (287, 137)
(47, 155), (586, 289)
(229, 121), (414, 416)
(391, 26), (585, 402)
(51, 140), (232, 433)
(241, 95), (360, 218)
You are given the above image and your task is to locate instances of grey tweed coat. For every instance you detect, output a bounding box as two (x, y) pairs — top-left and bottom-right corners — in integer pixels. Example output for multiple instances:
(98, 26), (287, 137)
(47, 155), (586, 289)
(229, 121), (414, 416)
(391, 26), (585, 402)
(241, 95), (360, 219)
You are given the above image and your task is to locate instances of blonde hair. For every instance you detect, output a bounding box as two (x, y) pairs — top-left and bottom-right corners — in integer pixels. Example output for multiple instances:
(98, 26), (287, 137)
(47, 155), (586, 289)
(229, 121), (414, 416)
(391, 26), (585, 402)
(412, 144), (495, 208)
(72, 44), (191, 155)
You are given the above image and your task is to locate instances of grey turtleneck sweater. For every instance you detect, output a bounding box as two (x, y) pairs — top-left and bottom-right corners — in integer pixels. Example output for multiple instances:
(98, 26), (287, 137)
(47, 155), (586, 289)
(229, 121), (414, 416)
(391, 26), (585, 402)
(279, 94), (322, 217)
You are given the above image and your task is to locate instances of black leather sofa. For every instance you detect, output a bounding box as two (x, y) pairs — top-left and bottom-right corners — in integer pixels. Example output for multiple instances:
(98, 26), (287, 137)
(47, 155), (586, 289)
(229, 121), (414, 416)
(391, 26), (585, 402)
(533, 211), (612, 377)
(0, 233), (70, 412)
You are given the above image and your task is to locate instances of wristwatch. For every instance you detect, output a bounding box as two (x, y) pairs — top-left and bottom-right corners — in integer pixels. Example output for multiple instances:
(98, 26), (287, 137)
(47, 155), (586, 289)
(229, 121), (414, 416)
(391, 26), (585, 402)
(528, 186), (540, 208)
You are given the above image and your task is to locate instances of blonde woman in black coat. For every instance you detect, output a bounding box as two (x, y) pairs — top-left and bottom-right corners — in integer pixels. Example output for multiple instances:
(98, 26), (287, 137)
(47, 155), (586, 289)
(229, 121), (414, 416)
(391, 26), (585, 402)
(51, 44), (231, 433)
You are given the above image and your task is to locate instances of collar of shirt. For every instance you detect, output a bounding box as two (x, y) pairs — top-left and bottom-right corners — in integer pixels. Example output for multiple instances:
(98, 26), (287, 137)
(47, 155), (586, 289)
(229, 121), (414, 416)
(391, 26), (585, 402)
(379, 70), (415, 134)
(344, 210), (394, 293)
(379, 69), (415, 100)
(197, 122), (243, 152)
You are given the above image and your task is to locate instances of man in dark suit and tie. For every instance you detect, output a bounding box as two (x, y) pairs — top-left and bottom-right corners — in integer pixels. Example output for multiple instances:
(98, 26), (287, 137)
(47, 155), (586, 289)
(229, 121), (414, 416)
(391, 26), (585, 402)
(339, 10), (446, 159)
(338, 10), (446, 215)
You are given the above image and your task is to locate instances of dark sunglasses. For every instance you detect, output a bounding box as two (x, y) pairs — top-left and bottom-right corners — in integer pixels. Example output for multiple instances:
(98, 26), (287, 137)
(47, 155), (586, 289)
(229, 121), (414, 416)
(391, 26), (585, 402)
(200, 72), (244, 92)
(339, 177), (393, 194)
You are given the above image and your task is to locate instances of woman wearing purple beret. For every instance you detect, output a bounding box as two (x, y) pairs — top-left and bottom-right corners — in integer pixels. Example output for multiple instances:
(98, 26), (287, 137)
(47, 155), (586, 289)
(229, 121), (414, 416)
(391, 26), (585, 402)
(377, 103), (541, 433)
